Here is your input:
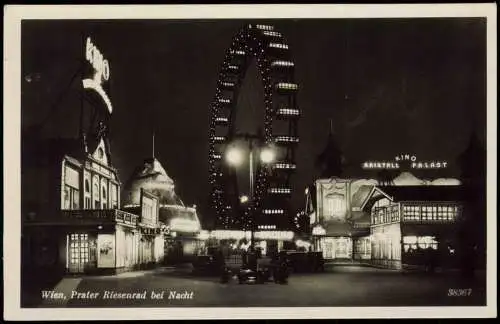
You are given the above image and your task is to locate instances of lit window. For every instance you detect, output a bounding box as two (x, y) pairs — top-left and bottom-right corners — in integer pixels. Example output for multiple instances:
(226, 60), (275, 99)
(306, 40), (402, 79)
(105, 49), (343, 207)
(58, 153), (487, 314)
(275, 82), (297, 90)
(256, 24), (274, 31)
(93, 180), (100, 209)
(325, 193), (346, 219)
(269, 43), (289, 50)
(263, 31), (281, 37)
(390, 205), (400, 222)
(85, 197), (91, 209)
(403, 235), (438, 252)
(102, 187), (107, 209)
(110, 184), (118, 209)
(68, 233), (89, 266)
(63, 185), (79, 210)
(271, 60), (294, 67)
(63, 185), (71, 210)
(403, 205), (420, 221)
(97, 147), (104, 160)
(414, 204), (459, 222)
(83, 179), (91, 209)
(277, 108), (300, 116)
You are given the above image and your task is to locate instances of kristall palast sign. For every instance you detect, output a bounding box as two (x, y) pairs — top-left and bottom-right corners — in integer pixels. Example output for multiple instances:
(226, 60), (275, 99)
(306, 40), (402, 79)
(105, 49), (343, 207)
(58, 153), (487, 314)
(362, 154), (448, 170)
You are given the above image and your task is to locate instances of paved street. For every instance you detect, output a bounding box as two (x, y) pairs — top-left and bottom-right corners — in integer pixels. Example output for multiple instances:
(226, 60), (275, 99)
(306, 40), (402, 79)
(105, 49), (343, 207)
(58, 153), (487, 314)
(28, 264), (486, 308)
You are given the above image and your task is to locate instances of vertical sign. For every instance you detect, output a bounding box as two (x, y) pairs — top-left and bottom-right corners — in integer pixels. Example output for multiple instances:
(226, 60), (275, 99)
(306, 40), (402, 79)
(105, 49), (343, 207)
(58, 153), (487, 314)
(82, 37), (113, 114)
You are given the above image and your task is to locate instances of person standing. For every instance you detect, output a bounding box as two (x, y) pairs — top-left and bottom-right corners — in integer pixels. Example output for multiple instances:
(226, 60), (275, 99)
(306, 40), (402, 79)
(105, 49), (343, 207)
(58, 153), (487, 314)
(245, 246), (256, 270)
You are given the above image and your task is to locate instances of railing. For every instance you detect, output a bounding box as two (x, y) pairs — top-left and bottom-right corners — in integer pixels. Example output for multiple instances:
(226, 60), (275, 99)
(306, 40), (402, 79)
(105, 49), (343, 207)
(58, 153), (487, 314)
(60, 209), (139, 226)
(401, 217), (458, 224)
(114, 209), (140, 226)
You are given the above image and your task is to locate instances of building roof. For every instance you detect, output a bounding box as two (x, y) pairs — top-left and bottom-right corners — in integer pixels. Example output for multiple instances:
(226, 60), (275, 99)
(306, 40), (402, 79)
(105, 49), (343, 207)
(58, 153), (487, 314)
(376, 185), (464, 203)
(123, 157), (184, 206)
(129, 158), (174, 183)
(159, 205), (201, 233)
(350, 184), (375, 209)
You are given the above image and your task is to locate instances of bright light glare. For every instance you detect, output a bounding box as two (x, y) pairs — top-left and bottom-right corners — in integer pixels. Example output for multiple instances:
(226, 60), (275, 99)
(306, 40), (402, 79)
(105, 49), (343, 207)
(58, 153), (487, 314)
(260, 148), (275, 164)
(197, 230), (210, 240)
(240, 195), (249, 203)
(226, 148), (243, 166)
(312, 225), (326, 236)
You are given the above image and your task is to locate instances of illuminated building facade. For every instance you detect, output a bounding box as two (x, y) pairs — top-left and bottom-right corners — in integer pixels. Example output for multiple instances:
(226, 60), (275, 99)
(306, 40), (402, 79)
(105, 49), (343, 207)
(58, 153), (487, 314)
(21, 136), (166, 275)
(21, 36), (167, 276)
(306, 174), (463, 266)
(308, 178), (374, 261)
(362, 186), (463, 270)
(123, 157), (203, 262)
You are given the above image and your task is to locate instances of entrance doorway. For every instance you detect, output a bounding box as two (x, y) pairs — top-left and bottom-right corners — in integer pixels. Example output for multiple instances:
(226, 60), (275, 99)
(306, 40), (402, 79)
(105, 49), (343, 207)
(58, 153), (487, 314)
(68, 233), (89, 273)
(321, 237), (335, 259)
(335, 237), (350, 259)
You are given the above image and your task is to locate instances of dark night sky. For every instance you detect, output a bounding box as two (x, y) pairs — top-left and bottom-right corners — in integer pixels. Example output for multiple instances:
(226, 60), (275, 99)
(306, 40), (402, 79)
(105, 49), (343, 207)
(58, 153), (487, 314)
(21, 18), (486, 224)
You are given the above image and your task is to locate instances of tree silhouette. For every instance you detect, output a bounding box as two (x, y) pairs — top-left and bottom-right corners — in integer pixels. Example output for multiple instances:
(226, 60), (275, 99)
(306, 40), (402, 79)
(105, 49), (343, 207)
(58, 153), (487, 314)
(376, 169), (396, 186)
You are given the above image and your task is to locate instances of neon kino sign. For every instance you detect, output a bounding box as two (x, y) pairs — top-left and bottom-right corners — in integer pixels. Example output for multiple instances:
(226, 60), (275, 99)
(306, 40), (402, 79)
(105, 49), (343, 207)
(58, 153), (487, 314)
(82, 37), (113, 114)
(362, 154), (448, 170)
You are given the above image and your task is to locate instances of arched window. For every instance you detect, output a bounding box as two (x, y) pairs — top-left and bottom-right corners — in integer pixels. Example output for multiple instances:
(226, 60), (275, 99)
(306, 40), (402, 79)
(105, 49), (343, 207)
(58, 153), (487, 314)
(325, 193), (346, 220)
(84, 179), (91, 209)
(102, 187), (107, 209)
(93, 180), (99, 209)
(97, 147), (104, 160)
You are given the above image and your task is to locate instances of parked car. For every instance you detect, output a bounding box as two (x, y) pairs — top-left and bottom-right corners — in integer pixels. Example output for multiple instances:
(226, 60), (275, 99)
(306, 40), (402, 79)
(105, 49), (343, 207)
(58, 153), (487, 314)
(192, 254), (223, 276)
(236, 253), (273, 284)
(236, 267), (270, 284)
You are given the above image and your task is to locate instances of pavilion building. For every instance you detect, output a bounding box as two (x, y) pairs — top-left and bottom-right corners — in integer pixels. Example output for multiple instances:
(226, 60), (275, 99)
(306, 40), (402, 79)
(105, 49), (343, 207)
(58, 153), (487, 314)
(306, 173), (464, 269)
(122, 157), (203, 263)
(21, 132), (166, 276)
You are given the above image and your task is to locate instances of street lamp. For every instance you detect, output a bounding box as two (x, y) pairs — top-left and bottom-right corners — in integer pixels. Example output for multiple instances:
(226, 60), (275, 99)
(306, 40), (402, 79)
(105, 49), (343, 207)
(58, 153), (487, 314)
(225, 140), (275, 249)
(225, 147), (244, 166)
(260, 147), (276, 164)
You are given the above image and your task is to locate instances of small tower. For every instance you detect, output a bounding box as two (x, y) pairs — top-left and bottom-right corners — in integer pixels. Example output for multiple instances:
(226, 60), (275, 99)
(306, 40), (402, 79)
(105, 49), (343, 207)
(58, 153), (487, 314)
(457, 130), (486, 189)
(315, 119), (345, 178)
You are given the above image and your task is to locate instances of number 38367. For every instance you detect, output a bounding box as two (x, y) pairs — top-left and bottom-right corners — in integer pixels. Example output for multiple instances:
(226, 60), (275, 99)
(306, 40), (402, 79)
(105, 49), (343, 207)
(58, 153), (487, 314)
(448, 288), (472, 297)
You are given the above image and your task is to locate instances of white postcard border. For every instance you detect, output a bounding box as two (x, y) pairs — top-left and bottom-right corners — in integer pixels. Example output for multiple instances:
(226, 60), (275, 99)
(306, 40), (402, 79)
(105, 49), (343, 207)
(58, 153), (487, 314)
(3, 3), (497, 320)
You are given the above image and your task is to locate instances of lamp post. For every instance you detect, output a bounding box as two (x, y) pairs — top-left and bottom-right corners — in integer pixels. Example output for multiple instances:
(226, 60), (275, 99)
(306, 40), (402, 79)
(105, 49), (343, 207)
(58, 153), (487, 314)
(225, 135), (275, 250)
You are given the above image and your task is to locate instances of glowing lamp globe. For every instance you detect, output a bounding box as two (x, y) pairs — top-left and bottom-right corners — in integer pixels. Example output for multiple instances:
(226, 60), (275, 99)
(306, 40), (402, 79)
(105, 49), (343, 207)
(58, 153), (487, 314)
(260, 148), (275, 164)
(226, 148), (243, 166)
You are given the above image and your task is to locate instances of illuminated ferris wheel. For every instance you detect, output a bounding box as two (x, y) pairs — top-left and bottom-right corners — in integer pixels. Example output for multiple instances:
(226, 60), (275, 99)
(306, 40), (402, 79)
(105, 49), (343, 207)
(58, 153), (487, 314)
(208, 24), (300, 230)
